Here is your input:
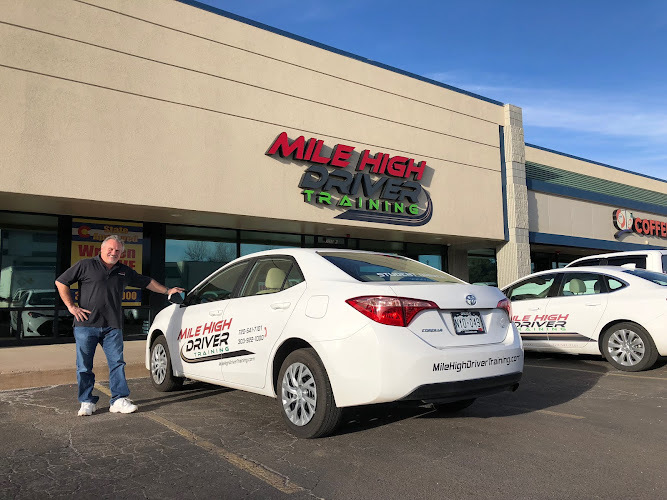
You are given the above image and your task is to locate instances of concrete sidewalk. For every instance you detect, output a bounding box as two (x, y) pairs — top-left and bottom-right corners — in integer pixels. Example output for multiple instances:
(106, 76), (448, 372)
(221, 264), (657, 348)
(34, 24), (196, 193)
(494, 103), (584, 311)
(0, 340), (148, 391)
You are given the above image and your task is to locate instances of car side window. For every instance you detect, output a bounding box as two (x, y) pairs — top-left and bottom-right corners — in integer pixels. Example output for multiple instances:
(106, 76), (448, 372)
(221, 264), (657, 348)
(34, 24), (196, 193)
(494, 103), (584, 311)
(240, 258), (304, 297)
(606, 277), (626, 291)
(506, 274), (556, 301)
(186, 261), (250, 305)
(558, 273), (604, 296)
(607, 256), (647, 269)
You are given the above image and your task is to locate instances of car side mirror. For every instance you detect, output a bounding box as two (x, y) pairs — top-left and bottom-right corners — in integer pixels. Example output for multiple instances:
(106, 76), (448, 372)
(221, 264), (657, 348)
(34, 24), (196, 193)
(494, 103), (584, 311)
(168, 292), (185, 305)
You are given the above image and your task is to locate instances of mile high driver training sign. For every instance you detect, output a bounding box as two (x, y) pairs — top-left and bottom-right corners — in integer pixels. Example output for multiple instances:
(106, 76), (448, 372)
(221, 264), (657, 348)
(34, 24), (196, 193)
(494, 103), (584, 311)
(266, 132), (433, 226)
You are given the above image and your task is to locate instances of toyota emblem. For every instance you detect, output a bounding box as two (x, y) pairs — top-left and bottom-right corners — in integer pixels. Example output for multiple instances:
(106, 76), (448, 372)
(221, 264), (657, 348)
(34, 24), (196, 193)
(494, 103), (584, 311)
(465, 294), (476, 306)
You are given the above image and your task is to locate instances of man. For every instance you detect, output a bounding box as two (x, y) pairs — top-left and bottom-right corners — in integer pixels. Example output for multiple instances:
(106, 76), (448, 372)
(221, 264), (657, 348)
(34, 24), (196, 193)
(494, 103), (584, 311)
(56, 235), (184, 417)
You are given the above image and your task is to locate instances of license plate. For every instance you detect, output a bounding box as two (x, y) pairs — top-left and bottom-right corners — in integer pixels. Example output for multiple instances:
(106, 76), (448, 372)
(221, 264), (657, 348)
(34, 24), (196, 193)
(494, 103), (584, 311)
(452, 311), (485, 335)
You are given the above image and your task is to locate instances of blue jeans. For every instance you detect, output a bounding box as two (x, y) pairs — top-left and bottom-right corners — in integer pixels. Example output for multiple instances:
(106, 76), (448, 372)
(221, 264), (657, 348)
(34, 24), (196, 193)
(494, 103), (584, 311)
(74, 327), (129, 405)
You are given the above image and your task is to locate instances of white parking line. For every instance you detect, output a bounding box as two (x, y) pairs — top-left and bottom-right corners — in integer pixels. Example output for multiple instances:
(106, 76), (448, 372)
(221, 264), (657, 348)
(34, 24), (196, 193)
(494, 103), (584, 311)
(524, 363), (667, 381)
(94, 383), (305, 495)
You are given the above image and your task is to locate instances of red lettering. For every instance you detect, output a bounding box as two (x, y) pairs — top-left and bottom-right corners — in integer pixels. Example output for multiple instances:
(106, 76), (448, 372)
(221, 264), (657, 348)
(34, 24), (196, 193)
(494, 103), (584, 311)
(642, 219), (650, 234)
(195, 325), (202, 336)
(662, 222), (667, 237)
(405, 159), (426, 181)
(266, 132), (306, 160)
(310, 140), (330, 164)
(634, 218), (643, 234)
(386, 156), (408, 177)
(330, 144), (355, 167)
(303, 138), (317, 160)
(222, 318), (233, 330)
(557, 314), (569, 321)
(522, 315), (531, 321)
(78, 244), (97, 257)
(203, 322), (213, 335)
(356, 150), (382, 172)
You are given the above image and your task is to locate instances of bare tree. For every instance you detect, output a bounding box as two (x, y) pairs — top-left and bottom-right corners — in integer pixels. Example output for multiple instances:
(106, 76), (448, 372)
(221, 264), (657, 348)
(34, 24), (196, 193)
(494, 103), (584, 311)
(212, 243), (236, 263)
(183, 241), (211, 261)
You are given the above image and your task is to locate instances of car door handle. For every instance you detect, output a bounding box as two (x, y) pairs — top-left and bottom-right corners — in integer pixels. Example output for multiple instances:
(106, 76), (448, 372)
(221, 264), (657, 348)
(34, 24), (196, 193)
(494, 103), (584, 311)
(271, 302), (291, 310)
(585, 303), (601, 307)
(209, 310), (224, 316)
(528, 307), (541, 311)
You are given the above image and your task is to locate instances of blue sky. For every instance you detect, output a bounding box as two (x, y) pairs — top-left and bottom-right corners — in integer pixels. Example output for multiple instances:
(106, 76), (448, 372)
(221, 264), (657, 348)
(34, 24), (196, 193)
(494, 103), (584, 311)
(193, 0), (667, 182)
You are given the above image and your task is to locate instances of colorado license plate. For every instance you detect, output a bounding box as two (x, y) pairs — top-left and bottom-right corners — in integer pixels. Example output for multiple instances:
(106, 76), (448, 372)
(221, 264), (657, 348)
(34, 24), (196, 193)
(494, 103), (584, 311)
(452, 311), (485, 335)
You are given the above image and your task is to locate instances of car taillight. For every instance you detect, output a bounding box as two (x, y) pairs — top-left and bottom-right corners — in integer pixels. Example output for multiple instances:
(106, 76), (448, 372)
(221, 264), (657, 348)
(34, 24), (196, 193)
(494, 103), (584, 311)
(497, 298), (511, 319)
(346, 296), (438, 327)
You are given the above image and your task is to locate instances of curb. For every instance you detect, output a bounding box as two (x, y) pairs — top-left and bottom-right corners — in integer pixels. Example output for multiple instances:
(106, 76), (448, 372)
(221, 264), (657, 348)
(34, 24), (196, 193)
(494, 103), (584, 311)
(0, 363), (148, 391)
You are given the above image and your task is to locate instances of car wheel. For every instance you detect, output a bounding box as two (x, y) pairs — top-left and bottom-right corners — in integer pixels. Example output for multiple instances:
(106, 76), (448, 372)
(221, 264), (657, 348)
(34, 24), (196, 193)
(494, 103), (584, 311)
(277, 348), (342, 439)
(602, 322), (658, 372)
(432, 398), (476, 413)
(150, 335), (184, 391)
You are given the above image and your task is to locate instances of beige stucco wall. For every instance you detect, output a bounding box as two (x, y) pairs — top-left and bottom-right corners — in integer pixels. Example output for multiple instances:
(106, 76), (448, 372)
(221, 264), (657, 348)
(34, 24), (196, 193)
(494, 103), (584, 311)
(528, 191), (667, 247)
(0, 0), (508, 242)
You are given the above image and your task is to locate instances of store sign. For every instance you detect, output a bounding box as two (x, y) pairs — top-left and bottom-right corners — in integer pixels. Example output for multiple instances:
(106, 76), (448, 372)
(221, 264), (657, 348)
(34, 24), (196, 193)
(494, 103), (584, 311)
(266, 132), (433, 226)
(613, 209), (667, 239)
(71, 218), (144, 305)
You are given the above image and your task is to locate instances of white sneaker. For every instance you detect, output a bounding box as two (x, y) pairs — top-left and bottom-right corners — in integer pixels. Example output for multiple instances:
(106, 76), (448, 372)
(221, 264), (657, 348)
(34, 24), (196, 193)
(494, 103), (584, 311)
(77, 402), (97, 416)
(109, 397), (138, 414)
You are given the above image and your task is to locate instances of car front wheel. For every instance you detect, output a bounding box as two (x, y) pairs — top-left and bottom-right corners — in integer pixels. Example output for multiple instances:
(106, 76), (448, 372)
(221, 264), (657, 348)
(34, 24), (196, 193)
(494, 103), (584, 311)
(602, 322), (658, 372)
(277, 348), (342, 439)
(150, 335), (184, 391)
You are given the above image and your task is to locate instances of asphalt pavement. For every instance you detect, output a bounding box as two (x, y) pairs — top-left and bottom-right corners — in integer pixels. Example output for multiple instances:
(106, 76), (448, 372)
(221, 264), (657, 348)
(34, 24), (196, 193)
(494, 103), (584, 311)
(1, 352), (665, 500)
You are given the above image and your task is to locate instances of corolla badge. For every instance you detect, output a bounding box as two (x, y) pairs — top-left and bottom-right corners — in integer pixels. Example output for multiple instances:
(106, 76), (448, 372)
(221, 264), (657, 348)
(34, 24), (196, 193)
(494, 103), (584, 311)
(465, 294), (476, 306)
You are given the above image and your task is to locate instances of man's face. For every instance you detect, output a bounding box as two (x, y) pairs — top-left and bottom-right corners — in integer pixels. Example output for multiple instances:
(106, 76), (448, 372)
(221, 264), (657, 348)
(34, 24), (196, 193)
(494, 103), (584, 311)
(100, 239), (123, 266)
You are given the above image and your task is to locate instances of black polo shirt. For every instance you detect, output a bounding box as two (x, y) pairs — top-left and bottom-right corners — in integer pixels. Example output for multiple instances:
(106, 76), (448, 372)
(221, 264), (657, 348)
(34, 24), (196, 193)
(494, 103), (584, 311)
(57, 255), (152, 329)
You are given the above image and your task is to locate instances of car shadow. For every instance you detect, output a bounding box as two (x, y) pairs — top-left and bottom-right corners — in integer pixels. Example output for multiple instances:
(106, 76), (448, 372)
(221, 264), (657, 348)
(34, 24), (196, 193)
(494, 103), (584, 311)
(131, 381), (234, 412)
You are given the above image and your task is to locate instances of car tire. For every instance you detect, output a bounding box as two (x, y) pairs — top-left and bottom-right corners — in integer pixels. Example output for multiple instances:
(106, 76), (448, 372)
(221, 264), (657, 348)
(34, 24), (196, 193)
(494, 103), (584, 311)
(601, 322), (659, 372)
(432, 398), (476, 413)
(150, 335), (185, 391)
(277, 348), (342, 439)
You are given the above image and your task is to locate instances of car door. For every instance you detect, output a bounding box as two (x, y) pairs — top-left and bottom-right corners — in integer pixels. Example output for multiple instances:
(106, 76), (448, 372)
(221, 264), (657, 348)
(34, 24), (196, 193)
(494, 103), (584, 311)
(504, 273), (558, 349)
(173, 260), (251, 382)
(545, 272), (609, 349)
(221, 256), (306, 389)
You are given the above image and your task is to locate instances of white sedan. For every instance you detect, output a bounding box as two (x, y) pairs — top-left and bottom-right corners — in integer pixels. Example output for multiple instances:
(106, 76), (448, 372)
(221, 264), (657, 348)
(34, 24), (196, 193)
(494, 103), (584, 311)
(503, 266), (667, 372)
(146, 249), (523, 438)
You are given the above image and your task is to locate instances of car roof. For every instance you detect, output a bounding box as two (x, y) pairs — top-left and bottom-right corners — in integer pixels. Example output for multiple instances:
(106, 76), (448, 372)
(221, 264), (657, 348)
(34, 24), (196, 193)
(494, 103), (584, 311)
(569, 249), (667, 261)
(503, 266), (640, 289)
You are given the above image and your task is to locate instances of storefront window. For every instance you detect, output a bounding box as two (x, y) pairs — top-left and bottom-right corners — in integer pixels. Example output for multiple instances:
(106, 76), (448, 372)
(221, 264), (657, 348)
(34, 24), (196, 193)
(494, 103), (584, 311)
(468, 249), (497, 286)
(240, 231), (301, 256)
(0, 213), (59, 341)
(166, 226), (238, 290)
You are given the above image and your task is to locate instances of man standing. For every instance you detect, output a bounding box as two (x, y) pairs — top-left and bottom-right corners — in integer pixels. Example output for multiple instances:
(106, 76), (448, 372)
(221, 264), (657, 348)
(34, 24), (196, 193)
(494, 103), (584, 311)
(56, 235), (183, 416)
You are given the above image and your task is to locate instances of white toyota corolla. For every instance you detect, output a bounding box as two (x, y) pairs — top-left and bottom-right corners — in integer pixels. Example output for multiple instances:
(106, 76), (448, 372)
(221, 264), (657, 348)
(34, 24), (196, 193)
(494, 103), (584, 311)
(146, 249), (523, 438)
(503, 266), (667, 372)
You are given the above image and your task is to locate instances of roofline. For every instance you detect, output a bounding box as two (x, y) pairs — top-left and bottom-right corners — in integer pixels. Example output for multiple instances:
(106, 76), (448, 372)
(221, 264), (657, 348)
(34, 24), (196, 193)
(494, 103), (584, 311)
(526, 143), (667, 184)
(175, 0), (505, 107)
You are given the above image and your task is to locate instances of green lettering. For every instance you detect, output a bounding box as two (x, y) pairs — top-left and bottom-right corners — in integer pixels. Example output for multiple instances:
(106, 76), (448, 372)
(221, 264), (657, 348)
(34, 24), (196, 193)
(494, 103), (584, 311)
(408, 204), (419, 215)
(394, 203), (404, 213)
(338, 195), (353, 207)
(317, 192), (332, 205)
(367, 199), (380, 211)
(302, 190), (314, 202)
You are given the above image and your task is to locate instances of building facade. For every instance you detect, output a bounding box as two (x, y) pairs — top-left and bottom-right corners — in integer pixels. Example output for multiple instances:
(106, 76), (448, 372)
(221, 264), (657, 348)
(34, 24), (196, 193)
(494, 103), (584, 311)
(1, 0), (665, 345)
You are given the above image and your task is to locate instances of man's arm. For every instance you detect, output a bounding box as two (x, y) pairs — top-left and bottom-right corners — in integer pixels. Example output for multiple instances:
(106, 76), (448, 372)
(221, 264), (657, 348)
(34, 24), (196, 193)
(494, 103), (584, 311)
(55, 280), (91, 322)
(146, 279), (185, 297)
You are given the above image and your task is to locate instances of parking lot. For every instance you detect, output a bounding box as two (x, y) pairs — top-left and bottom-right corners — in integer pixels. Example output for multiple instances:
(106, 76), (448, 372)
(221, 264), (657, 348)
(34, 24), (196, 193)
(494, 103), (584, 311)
(1, 353), (665, 500)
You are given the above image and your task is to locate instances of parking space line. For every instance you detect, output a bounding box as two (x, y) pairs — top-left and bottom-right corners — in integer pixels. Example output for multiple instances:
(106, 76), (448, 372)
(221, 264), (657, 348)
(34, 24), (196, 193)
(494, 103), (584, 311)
(524, 363), (667, 381)
(94, 383), (304, 495)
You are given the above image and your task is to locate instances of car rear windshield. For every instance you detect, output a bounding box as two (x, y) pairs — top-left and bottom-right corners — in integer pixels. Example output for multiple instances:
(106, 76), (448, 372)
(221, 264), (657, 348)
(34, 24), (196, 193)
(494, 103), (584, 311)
(318, 252), (463, 283)
(623, 269), (667, 286)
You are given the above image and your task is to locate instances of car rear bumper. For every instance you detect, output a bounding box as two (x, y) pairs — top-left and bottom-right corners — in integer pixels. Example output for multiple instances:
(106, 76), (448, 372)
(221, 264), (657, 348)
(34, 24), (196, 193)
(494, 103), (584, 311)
(399, 372), (522, 403)
(314, 323), (524, 408)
